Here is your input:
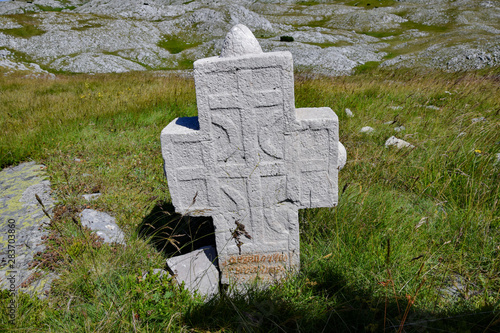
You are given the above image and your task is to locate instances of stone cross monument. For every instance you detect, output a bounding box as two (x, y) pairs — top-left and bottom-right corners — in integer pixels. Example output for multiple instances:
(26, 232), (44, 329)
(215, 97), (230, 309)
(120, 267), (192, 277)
(161, 24), (346, 287)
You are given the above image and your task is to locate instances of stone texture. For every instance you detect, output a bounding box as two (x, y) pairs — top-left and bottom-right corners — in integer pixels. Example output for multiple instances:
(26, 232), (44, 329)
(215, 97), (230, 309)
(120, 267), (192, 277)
(338, 142), (347, 171)
(0, 162), (57, 299)
(79, 209), (126, 245)
(360, 126), (375, 134)
(166, 246), (219, 299)
(161, 25), (343, 287)
(385, 136), (415, 149)
(220, 24), (263, 58)
(82, 193), (102, 201)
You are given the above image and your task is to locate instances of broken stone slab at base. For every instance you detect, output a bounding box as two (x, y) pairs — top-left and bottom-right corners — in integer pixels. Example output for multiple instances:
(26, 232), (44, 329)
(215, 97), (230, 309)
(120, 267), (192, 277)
(79, 209), (126, 245)
(166, 246), (219, 300)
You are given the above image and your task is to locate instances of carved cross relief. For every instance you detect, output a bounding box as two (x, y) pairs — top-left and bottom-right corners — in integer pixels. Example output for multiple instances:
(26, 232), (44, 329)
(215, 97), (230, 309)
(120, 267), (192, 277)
(161, 24), (341, 286)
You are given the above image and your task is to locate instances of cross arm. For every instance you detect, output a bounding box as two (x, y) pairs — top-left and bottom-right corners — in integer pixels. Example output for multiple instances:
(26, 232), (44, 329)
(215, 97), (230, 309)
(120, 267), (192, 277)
(292, 107), (339, 209)
(161, 117), (212, 216)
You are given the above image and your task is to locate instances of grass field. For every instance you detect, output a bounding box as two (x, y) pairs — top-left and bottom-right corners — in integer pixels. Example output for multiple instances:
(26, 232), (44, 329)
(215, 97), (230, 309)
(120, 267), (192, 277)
(0, 66), (499, 332)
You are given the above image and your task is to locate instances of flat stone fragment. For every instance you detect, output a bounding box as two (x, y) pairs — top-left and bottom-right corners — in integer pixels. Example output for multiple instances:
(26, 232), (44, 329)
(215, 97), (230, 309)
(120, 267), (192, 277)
(166, 246), (219, 299)
(345, 108), (354, 117)
(161, 24), (345, 288)
(79, 209), (126, 245)
(385, 136), (415, 149)
(360, 126), (375, 133)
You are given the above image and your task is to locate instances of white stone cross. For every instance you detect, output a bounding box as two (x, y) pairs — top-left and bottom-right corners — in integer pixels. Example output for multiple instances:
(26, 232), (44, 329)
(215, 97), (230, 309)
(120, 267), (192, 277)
(161, 24), (346, 287)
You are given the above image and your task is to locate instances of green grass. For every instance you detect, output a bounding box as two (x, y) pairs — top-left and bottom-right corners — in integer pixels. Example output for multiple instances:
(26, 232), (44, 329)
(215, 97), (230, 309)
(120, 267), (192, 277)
(35, 5), (76, 12)
(354, 60), (380, 74)
(157, 35), (200, 54)
(0, 68), (499, 331)
(0, 14), (46, 38)
(71, 20), (104, 31)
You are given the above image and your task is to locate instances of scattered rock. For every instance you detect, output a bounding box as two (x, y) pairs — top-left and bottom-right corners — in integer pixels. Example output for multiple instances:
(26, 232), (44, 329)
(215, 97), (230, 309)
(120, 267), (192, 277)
(394, 126), (405, 132)
(166, 246), (219, 300)
(345, 108), (354, 117)
(79, 209), (126, 245)
(82, 193), (102, 201)
(142, 268), (169, 280)
(472, 117), (486, 123)
(495, 153), (500, 164)
(360, 126), (375, 134)
(385, 136), (415, 149)
(2, 0), (497, 75)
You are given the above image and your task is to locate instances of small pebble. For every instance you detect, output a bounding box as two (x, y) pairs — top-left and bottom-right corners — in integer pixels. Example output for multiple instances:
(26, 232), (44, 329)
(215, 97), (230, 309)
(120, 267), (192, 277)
(82, 193), (102, 201)
(394, 126), (405, 132)
(385, 136), (415, 149)
(360, 126), (374, 134)
(345, 108), (354, 117)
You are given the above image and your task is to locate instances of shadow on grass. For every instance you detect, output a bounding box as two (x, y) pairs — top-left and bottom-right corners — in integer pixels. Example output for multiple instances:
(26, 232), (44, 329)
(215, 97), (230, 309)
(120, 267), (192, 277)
(137, 203), (498, 332)
(184, 267), (499, 332)
(137, 201), (216, 258)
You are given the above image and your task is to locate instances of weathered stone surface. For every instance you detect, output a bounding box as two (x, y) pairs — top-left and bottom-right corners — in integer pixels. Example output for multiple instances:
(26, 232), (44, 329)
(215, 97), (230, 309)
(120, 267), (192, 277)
(166, 246), (219, 299)
(338, 142), (347, 171)
(79, 209), (126, 245)
(0, 162), (57, 299)
(385, 136), (415, 149)
(220, 24), (263, 58)
(161, 25), (343, 287)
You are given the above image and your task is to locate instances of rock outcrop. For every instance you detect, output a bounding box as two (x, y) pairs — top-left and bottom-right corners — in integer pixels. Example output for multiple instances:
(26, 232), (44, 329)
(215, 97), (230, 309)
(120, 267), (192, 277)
(0, 0), (498, 75)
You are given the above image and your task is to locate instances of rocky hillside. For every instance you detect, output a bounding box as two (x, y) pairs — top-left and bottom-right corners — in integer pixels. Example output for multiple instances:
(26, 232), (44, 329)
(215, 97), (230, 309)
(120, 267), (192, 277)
(0, 0), (499, 75)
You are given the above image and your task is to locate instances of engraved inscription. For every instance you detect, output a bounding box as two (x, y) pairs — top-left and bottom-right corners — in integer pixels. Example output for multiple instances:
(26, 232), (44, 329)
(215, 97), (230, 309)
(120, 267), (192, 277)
(221, 252), (291, 280)
(225, 252), (289, 265)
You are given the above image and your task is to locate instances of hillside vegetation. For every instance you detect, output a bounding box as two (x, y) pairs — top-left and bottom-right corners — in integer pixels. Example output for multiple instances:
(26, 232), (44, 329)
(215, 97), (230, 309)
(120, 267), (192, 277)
(0, 66), (499, 331)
